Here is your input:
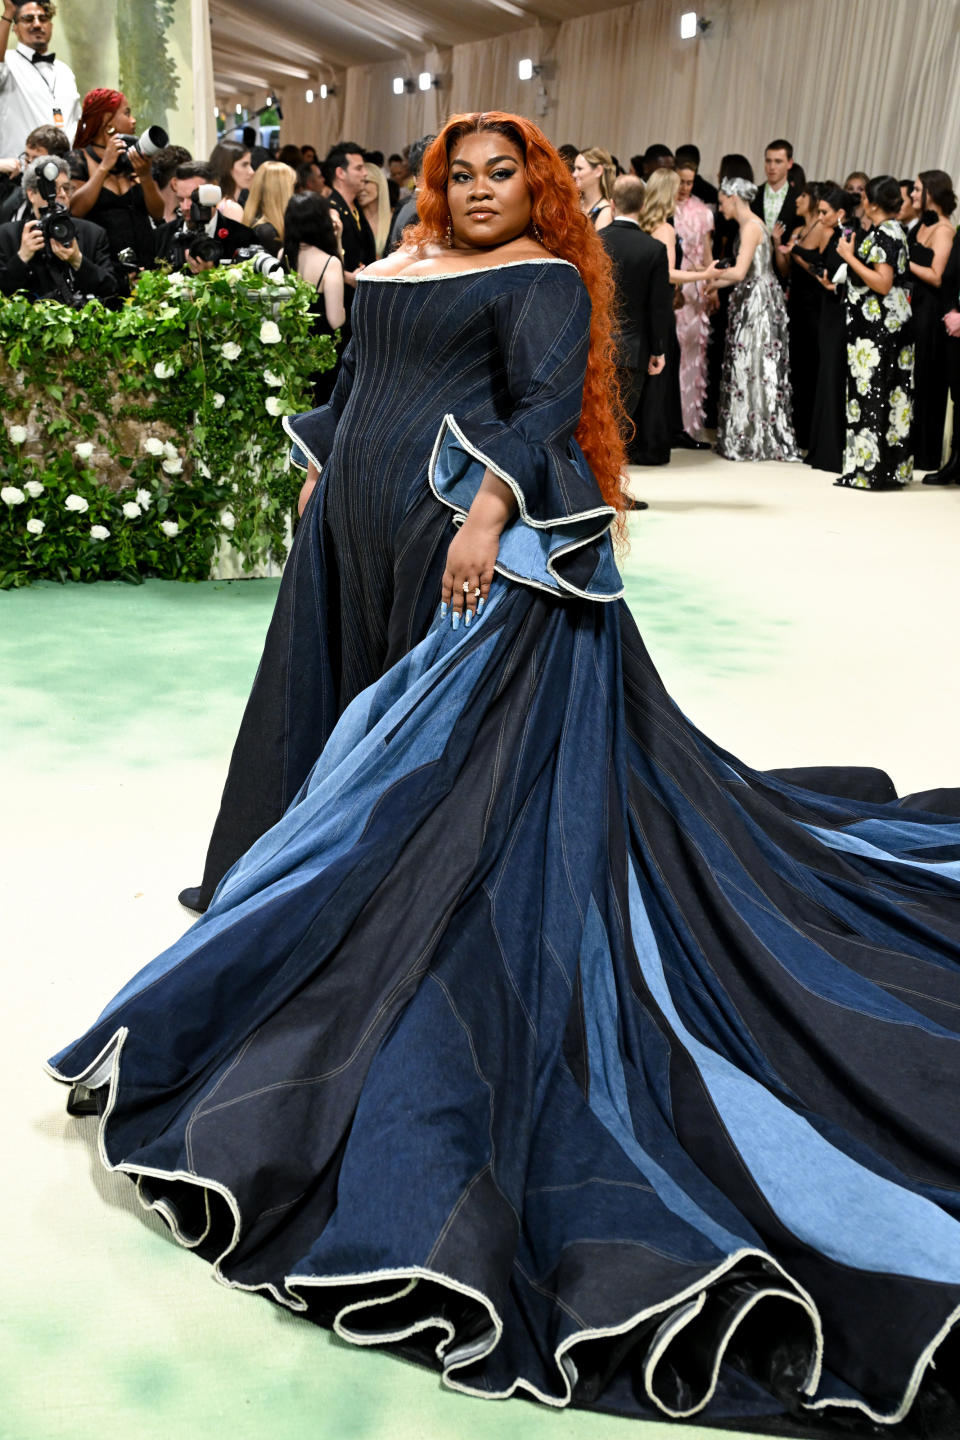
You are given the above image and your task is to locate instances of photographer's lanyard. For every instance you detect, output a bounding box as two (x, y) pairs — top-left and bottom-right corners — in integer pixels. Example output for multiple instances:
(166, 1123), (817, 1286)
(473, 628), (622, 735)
(18, 46), (63, 125)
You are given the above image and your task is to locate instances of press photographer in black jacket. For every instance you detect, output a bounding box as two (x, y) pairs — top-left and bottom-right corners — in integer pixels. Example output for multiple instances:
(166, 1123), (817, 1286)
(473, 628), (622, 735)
(0, 154), (115, 300)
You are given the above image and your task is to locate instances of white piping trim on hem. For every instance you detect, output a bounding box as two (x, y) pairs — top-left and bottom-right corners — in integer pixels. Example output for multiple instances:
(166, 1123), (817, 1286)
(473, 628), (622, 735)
(427, 413), (623, 604)
(282, 413), (323, 474)
(46, 1029), (958, 1425)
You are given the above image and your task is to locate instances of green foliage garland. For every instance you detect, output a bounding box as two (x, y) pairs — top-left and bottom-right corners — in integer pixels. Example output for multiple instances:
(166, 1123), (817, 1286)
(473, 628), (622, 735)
(0, 263), (335, 589)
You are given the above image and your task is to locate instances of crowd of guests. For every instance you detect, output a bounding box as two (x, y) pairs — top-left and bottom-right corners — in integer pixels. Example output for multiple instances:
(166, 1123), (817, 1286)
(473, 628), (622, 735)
(1, 0), (957, 487)
(567, 139), (960, 489)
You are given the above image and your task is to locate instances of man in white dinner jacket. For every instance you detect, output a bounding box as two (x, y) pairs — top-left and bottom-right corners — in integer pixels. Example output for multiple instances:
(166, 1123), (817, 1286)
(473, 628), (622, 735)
(0, 0), (80, 159)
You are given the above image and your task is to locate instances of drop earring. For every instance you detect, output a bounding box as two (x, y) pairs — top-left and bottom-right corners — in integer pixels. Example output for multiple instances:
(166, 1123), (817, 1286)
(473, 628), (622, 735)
(446, 217), (453, 245)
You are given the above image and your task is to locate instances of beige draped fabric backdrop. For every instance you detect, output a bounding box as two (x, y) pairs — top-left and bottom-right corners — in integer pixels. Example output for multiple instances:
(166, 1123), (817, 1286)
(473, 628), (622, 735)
(275, 0), (959, 189)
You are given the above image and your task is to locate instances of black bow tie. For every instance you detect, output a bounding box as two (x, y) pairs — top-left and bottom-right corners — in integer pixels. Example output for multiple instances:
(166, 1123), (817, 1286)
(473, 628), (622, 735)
(30, 50), (55, 64)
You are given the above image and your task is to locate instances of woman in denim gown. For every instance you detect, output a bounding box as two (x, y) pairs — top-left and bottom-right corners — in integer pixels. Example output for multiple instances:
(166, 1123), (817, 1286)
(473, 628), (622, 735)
(49, 115), (960, 1436)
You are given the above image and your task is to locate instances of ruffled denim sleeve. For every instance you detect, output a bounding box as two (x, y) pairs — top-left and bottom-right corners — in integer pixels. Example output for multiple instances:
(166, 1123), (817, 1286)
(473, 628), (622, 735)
(282, 340), (356, 472)
(428, 262), (622, 602)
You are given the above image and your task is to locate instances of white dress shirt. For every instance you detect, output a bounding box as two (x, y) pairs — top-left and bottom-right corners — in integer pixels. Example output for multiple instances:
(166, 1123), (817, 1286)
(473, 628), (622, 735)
(762, 183), (789, 231)
(0, 42), (81, 157)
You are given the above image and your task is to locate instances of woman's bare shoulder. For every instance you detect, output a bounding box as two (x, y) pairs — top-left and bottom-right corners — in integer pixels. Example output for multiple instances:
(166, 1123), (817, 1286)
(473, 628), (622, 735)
(364, 245), (433, 278)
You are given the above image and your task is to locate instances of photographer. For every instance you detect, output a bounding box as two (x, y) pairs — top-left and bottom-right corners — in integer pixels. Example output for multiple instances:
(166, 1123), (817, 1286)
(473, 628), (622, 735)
(153, 160), (254, 271)
(0, 119), (68, 222)
(68, 88), (164, 275)
(0, 152), (115, 299)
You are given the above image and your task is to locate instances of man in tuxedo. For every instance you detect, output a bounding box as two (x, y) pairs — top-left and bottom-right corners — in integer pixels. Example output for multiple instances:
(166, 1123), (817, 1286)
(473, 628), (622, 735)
(0, 0), (81, 159)
(324, 142), (376, 298)
(0, 152), (114, 299)
(152, 161), (255, 270)
(751, 138), (797, 235)
(600, 175), (673, 468)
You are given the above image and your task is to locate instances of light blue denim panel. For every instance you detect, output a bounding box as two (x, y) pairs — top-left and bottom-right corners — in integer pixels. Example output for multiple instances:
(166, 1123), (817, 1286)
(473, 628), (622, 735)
(430, 419), (622, 601)
(579, 896), (753, 1258)
(57, 592), (507, 1041)
(838, 817), (960, 852)
(626, 862), (960, 1282)
(803, 822), (960, 877)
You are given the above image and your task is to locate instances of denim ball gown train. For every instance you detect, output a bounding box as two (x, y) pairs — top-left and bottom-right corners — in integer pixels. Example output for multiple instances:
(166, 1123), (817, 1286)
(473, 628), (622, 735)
(49, 262), (960, 1433)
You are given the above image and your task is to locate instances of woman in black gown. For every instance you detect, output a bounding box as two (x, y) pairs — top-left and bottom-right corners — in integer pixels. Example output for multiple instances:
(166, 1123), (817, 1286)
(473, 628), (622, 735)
(69, 89), (165, 277)
(804, 187), (858, 474)
(50, 115), (960, 1437)
(907, 170), (956, 471)
(281, 193), (346, 406)
(777, 182), (823, 451)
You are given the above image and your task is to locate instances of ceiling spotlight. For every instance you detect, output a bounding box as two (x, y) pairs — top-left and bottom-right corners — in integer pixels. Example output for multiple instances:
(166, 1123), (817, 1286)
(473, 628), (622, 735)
(418, 71), (432, 91)
(320, 83), (328, 99)
(518, 57), (534, 81)
(680, 11), (698, 38)
(305, 88), (314, 103)
(393, 75), (404, 95)
(235, 103), (242, 115)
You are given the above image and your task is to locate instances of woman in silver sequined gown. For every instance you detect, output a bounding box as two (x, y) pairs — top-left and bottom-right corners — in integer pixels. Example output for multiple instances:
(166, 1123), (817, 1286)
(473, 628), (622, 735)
(713, 177), (800, 462)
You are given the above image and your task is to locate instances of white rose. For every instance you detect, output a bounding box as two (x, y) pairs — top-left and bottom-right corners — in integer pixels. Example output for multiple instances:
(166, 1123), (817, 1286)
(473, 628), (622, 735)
(65, 493), (89, 513)
(163, 440), (179, 460)
(225, 267), (243, 285)
(90, 524), (110, 541)
(162, 457), (183, 475)
(220, 509), (236, 531)
(24, 479), (44, 498)
(1, 485), (25, 505)
(269, 269), (286, 286)
(74, 441), (94, 460)
(143, 437), (165, 456)
(212, 392), (226, 409)
(122, 501), (142, 519)
(265, 396), (283, 416)
(263, 369), (283, 387)
(161, 519), (179, 537)
(135, 488), (152, 508)
(154, 361), (175, 379)
(259, 320), (281, 344)
(221, 341), (242, 361)
(8, 424), (28, 444)
(26, 517), (44, 535)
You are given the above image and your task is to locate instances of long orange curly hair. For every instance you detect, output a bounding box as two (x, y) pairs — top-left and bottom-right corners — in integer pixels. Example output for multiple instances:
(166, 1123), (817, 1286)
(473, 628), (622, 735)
(406, 112), (628, 530)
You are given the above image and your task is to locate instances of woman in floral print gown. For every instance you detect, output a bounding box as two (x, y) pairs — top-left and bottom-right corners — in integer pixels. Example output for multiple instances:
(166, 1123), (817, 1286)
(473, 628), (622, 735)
(836, 176), (914, 490)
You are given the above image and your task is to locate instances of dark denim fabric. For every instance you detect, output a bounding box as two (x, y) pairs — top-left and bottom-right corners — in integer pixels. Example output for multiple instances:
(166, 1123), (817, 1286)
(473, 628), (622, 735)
(51, 263), (960, 1434)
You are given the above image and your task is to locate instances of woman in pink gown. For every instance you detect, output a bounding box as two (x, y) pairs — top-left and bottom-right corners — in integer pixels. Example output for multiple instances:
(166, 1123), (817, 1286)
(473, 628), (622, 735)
(674, 164), (715, 437)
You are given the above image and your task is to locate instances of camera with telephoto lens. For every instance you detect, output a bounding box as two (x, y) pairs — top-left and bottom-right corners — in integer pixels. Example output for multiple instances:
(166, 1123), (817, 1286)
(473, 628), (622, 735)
(114, 125), (169, 176)
(171, 183), (225, 264)
(232, 245), (285, 282)
(32, 158), (77, 247)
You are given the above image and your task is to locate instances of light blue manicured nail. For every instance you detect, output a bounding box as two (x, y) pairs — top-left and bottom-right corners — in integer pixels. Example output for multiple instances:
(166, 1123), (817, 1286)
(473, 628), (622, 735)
(440, 601), (448, 618)
(464, 609), (472, 627)
(452, 611), (460, 631)
(477, 596), (485, 613)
